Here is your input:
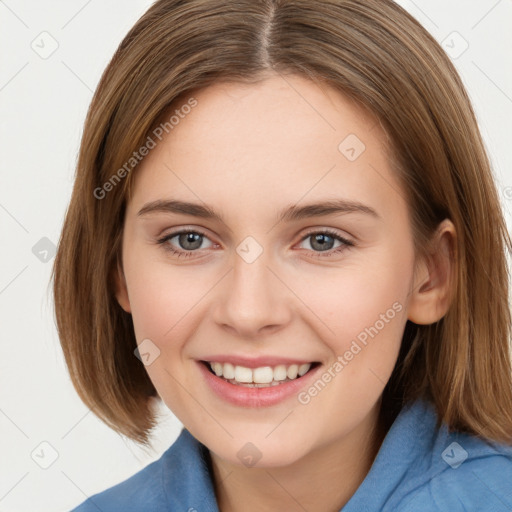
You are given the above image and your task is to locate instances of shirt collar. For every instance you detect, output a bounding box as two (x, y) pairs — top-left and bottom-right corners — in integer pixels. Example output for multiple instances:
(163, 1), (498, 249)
(160, 398), (511, 511)
(161, 427), (220, 512)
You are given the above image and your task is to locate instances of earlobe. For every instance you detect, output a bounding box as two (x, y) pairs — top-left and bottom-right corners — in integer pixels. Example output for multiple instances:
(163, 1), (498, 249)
(407, 219), (456, 325)
(113, 258), (132, 313)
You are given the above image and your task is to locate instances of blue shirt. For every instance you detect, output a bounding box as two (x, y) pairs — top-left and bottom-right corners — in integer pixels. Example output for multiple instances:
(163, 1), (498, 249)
(71, 398), (512, 511)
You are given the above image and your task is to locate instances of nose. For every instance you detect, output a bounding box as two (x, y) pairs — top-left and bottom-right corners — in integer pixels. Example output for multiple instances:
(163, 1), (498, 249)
(212, 245), (293, 340)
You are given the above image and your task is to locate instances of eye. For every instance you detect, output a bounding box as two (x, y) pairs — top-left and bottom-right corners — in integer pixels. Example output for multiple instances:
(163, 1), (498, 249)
(297, 228), (355, 258)
(156, 229), (214, 258)
(156, 227), (355, 259)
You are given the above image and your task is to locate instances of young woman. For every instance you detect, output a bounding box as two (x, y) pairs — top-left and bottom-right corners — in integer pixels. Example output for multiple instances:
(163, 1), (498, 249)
(52, 0), (512, 510)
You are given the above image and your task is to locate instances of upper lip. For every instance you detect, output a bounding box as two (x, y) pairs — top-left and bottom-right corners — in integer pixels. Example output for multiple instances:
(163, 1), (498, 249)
(199, 355), (318, 368)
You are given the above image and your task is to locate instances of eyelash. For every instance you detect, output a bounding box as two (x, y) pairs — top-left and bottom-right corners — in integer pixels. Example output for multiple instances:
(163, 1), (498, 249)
(156, 228), (355, 259)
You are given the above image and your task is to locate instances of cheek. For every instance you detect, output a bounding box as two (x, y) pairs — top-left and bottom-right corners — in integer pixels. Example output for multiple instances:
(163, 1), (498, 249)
(297, 246), (411, 396)
(296, 283), (408, 421)
(335, 268), (407, 347)
(123, 255), (205, 419)
(123, 252), (202, 343)
(326, 249), (411, 395)
(302, 249), (410, 342)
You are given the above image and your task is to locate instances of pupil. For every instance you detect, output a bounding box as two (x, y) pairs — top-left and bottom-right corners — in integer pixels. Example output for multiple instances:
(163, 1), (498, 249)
(180, 232), (202, 250)
(312, 234), (333, 251)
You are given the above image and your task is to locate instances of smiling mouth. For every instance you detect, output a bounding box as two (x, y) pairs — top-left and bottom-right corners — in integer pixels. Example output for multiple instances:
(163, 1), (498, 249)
(200, 360), (321, 388)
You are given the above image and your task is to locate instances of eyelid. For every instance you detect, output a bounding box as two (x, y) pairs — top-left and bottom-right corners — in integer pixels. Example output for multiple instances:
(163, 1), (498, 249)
(299, 226), (354, 244)
(158, 227), (216, 247)
(157, 226), (354, 245)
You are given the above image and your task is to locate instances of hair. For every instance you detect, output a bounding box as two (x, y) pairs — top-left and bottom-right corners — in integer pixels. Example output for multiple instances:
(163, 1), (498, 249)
(52, 0), (512, 446)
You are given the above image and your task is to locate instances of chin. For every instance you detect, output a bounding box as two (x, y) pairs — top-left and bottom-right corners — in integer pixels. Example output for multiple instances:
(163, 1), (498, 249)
(205, 432), (311, 469)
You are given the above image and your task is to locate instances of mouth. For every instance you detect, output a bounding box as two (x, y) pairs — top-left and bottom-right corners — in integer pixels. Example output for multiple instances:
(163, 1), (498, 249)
(200, 360), (321, 388)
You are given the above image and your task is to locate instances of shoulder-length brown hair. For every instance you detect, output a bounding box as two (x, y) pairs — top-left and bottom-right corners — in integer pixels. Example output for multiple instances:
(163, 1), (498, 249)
(52, 0), (512, 445)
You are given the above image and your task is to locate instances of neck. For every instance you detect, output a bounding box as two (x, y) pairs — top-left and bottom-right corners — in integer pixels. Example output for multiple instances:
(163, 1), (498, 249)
(209, 399), (387, 512)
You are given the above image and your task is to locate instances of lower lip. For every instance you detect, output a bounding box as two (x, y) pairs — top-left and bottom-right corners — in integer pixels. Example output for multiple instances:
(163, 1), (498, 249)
(197, 361), (322, 408)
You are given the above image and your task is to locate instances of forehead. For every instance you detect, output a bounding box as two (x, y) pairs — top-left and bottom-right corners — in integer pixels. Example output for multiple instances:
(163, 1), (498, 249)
(160, 74), (381, 157)
(127, 74), (406, 225)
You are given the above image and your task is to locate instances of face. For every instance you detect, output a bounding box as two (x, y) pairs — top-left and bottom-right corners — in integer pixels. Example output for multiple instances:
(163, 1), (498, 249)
(115, 73), (421, 467)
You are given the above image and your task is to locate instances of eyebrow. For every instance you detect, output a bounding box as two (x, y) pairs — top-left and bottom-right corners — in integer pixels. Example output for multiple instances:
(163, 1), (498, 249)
(137, 198), (380, 224)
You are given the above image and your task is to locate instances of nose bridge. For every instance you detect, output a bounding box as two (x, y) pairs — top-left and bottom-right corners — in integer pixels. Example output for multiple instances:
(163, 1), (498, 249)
(214, 236), (290, 336)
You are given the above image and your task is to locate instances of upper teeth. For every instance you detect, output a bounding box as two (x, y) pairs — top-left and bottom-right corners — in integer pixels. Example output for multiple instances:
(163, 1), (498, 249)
(209, 362), (312, 384)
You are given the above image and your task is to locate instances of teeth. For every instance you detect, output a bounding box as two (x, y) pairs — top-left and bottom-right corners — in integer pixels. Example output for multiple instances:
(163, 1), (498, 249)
(207, 361), (313, 386)
(273, 365), (288, 381)
(234, 366), (253, 383)
(287, 364), (299, 379)
(298, 363), (311, 376)
(253, 366), (273, 384)
(212, 362), (223, 376)
(223, 363), (235, 379)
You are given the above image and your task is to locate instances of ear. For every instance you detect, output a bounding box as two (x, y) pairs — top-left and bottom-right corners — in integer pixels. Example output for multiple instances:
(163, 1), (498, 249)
(407, 219), (456, 325)
(112, 256), (132, 314)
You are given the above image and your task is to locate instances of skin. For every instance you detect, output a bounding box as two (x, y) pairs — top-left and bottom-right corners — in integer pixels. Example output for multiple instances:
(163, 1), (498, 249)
(114, 73), (455, 512)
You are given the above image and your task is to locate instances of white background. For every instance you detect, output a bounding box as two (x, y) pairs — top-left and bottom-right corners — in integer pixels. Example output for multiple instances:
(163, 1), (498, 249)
(1, 1), (511, 510)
